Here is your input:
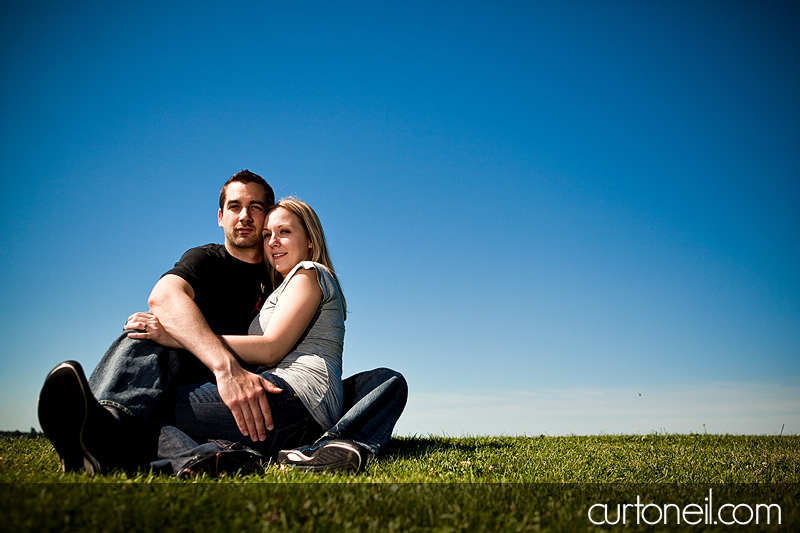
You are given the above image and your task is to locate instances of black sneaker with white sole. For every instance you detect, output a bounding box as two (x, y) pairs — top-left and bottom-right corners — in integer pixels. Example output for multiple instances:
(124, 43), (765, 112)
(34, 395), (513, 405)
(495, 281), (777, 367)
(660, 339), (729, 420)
(278, 439), (374, 473)
(37, 360), (117, 474)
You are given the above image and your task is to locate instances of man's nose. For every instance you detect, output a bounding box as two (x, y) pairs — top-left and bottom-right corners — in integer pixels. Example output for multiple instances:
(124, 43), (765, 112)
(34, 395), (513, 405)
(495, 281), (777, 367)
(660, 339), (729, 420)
(239, 207), (254, 222)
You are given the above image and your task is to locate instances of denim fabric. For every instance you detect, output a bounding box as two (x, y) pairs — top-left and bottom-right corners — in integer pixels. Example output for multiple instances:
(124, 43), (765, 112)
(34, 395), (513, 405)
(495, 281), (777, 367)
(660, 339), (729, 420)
(86, 331), (408, 470)
(148, 425), (231, 474)
(323, 368), (408, 456)
(172, 373), (324, 460)
(88, 332), (215, 419)
(88, 332), (186, 421)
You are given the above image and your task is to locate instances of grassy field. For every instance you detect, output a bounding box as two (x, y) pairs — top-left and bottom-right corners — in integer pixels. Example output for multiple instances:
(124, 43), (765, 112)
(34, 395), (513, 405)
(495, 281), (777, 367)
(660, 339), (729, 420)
(1, 434), (798, 531)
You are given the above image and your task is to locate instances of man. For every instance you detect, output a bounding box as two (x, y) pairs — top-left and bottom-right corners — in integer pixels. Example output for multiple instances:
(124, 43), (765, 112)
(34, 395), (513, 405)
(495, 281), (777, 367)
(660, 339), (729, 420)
(38, 169), (406, 475)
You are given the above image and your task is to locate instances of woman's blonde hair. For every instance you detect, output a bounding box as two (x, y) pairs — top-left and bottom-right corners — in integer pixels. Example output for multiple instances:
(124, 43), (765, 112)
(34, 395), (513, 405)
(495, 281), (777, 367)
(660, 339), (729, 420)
(267, 197), (346, 316)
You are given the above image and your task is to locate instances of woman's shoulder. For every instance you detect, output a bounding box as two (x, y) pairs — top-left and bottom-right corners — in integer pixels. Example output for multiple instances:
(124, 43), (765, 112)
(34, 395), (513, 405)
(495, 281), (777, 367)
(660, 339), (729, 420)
(286, 262), (339, 299)
(290, 261), (333, 278)
(281, 261), (332, 285)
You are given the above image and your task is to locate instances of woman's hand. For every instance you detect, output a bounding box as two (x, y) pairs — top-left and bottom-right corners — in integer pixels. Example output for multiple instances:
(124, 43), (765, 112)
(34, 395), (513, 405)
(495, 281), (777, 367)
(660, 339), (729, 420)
(125, 312), (184, 349)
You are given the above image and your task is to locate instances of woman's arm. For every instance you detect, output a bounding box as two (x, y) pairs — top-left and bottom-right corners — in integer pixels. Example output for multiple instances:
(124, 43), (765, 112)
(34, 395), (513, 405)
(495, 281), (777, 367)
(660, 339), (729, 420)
(222, 268), (323, 367)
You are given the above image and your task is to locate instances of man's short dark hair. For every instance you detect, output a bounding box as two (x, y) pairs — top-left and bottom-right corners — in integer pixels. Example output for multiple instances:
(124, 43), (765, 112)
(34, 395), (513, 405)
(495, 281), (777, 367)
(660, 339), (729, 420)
(219, 170), (275, 209)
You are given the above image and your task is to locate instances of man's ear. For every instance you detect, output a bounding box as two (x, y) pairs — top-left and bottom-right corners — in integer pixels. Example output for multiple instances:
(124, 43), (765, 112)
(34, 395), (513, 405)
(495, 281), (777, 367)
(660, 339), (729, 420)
(218, 208), (223, 228)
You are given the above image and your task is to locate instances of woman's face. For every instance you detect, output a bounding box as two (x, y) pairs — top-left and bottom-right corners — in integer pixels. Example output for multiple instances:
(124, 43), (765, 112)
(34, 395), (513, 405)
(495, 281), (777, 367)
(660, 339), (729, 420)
(264, 207), (312, 276)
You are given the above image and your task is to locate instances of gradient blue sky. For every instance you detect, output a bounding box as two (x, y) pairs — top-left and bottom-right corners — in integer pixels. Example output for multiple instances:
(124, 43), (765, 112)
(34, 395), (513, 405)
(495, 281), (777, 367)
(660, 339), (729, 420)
(1, 1), (798, 435)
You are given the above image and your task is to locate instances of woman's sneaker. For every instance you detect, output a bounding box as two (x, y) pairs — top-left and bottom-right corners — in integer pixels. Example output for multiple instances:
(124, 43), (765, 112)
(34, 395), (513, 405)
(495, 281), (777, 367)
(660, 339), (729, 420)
(278, 439), (373, 473)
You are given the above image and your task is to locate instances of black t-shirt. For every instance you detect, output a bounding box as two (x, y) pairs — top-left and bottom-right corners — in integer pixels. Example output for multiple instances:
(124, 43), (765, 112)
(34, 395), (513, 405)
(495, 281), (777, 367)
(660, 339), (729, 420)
(162, 244), (269, 335)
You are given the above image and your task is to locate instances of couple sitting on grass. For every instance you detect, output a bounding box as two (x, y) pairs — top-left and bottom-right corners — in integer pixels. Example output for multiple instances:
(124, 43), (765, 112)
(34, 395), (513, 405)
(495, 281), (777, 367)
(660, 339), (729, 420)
(37, 170), (407, 477)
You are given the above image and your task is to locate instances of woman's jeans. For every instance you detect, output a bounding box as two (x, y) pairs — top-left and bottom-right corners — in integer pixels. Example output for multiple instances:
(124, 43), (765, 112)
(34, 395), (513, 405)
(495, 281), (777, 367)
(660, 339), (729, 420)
(88, 333), (407, 471)
(147, 373), (322, 474)
(320, 366), (408, 456)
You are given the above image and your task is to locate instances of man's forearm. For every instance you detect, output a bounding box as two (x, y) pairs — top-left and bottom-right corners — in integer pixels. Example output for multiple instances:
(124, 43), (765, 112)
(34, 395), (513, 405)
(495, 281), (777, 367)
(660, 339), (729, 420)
(147, 274), (277, 439)
(147, 276), (236, 375)
(159, 303), (234, 372)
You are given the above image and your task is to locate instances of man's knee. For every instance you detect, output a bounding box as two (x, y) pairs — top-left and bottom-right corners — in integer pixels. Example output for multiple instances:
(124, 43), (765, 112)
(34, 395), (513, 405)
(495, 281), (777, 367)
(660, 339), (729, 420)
(105, 332), (164, 357)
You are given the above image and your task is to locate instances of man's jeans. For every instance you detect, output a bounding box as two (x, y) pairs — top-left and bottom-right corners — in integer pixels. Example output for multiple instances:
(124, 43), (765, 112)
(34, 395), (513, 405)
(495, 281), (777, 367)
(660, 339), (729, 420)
(88, 333), (408, 469)
(89, 333), (186, 421)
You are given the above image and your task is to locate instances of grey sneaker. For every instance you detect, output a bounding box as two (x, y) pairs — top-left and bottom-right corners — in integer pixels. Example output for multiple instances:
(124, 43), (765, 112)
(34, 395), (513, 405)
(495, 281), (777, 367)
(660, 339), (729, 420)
(278, 439), (373, 473)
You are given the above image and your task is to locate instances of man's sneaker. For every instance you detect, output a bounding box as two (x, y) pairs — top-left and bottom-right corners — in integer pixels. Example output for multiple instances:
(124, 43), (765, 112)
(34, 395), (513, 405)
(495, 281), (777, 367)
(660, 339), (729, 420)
(37, 360), (116, 474)
(278, 439), (374, 473)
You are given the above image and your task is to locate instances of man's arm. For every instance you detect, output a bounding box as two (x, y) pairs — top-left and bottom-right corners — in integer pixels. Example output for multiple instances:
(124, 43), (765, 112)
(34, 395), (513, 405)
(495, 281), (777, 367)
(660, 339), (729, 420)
(147, 274), (280, 442)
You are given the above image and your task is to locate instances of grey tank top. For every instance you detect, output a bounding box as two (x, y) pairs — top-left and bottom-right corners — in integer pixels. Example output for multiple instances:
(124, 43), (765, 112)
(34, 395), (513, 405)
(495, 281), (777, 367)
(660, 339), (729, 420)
(248, 261), (344, 429)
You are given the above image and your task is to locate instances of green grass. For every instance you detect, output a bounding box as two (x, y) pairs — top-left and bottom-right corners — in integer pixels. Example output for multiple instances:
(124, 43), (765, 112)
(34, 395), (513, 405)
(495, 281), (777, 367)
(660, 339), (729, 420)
(2, 434), (799, 531)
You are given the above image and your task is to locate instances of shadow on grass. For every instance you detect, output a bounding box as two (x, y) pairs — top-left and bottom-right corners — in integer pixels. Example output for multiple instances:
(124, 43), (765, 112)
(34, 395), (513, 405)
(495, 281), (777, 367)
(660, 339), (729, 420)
(383, 435), (518, 460)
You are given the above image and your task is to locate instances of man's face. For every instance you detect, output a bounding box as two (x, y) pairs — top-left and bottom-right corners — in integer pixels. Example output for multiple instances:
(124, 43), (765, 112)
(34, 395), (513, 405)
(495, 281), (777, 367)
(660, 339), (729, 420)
(218, 181), (268, 252)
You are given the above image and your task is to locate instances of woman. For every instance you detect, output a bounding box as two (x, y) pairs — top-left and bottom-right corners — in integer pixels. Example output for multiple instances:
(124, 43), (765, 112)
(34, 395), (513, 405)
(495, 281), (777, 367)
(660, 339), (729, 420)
(127, 197), (346, 475)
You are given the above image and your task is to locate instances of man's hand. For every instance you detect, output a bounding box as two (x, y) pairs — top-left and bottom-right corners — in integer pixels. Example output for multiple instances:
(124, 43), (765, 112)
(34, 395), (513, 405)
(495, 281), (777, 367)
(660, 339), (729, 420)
(215, 366), (283, 442)
(147, 274), (283, 440)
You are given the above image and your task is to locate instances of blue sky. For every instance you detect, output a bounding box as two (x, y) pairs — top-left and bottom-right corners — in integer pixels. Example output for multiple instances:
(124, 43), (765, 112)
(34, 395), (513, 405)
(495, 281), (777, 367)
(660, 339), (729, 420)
(1, 1), (798, 436)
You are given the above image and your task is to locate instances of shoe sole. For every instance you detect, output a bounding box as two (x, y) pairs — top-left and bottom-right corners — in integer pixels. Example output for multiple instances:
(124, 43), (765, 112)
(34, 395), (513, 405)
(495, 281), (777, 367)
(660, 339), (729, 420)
(278, 442), (362, 472)
(38, 362), (101, 474)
